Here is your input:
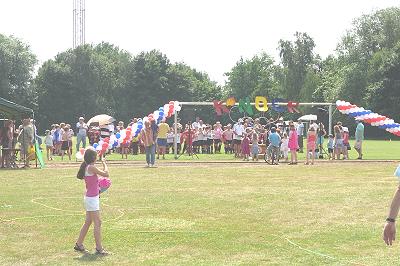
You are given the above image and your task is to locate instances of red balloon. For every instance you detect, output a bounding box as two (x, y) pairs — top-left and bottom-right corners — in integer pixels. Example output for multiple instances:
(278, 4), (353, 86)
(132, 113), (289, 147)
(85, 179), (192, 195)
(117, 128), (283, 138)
(103, 137), (110, 143)
(102, 143), (108, 149)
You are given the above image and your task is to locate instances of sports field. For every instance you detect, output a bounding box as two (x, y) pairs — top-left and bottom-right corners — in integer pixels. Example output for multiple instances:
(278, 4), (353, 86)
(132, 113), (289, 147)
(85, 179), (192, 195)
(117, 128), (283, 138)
(1, 162), (399, 265)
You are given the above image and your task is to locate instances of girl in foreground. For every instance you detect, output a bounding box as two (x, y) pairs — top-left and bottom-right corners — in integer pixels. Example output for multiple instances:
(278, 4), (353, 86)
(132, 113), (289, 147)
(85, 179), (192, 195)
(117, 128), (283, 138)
(74, 148), (109, 255)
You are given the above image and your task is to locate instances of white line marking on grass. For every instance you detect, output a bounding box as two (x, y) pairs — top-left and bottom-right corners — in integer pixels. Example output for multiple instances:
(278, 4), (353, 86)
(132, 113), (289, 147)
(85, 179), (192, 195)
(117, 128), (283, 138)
(0, 197), (153, 224)
(283, 236), (336, 260)
(0, 213), (82, 222)
(31, 197), (82, 213)
(282, 236), (366, 266)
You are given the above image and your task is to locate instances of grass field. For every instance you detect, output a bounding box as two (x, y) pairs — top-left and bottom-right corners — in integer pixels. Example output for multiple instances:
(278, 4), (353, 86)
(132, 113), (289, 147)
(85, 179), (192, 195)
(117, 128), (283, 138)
(1, 162), (400, 265)
(41, 139), (400, 163)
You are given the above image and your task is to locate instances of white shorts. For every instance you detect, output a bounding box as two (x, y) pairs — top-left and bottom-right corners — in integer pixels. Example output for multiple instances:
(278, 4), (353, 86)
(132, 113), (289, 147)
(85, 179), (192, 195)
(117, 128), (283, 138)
(84, 195), (100, 212)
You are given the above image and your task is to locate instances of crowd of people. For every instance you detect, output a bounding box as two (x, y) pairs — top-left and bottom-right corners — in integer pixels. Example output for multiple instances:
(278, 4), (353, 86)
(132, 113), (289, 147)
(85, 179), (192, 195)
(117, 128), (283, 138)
(0, 115), (365, 168)
(0, 119), (36, 168)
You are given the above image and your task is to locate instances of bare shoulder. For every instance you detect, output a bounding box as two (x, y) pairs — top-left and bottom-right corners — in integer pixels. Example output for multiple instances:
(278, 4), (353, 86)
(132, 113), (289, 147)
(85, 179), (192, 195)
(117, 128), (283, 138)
(87, 164), (98, 174)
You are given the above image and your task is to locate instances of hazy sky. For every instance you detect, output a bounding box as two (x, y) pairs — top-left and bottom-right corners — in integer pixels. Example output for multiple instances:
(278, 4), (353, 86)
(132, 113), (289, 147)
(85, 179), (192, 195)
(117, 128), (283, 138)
(0, 0), (398, 84)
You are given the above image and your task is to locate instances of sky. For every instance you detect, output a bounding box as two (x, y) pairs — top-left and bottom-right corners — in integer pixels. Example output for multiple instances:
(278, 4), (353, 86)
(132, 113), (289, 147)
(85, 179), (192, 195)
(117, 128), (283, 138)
(0, 0), (398, 85)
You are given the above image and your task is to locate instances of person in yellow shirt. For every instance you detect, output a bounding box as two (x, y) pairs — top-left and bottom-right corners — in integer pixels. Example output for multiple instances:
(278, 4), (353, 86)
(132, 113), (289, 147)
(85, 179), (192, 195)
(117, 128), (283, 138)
(157, 120), (170, 159)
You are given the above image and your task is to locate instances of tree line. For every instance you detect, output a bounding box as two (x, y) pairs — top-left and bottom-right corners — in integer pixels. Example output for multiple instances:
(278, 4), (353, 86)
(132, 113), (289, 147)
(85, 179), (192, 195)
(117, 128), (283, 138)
(0, 7), (399, 136)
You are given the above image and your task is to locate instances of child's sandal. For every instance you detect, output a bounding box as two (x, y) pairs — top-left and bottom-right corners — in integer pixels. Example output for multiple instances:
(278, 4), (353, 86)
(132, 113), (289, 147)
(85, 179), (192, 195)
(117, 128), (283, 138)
(74, 243), (86, 252)
(95, 248), (109, 255)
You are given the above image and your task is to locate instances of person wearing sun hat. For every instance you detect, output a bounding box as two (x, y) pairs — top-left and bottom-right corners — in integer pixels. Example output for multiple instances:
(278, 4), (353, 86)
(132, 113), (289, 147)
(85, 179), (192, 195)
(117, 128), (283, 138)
(76, 117), (88, 152)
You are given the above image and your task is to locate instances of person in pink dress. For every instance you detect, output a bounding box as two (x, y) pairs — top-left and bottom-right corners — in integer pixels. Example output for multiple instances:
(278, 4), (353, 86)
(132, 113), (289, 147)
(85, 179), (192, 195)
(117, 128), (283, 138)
(288, 123), (299, 165)
(241, 133), (251, 161)
(306, 127), (317, 165)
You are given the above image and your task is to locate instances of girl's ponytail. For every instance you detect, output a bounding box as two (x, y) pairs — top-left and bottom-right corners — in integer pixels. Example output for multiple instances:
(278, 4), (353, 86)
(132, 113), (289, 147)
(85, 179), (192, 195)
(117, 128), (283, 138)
(77, 148), (97, 179)
(77, 161), (87, 179)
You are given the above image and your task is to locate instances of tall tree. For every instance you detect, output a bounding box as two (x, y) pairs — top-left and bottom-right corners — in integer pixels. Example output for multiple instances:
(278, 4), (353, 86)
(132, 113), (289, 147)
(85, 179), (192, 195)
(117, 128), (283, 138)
(225, 53), (278, 99)
(0, 34), (37, 106)
(278, 32), (316, 100)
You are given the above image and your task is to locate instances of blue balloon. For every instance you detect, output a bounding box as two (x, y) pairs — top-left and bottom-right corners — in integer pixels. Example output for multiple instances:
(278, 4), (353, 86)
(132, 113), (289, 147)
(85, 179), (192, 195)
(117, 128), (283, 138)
(116, 133), (121, 139)
(113, 141), (118, 147)
(272, 98), (287, 113)
(159, 111), (164, 117)
(159, 107), (164, 112)
(93, 143), (98, 149)
(137, 124), (143, 130)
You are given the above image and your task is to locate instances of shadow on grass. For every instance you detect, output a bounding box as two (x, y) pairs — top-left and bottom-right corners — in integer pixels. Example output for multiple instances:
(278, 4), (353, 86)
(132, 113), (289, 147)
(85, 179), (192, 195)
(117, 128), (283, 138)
(73, 252), (106, 262)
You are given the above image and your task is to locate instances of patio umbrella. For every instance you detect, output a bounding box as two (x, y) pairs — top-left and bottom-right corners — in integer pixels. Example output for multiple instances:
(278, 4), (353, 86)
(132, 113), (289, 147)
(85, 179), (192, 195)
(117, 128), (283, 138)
(87, 114), (116, 126)
(298, 114), (318, 121)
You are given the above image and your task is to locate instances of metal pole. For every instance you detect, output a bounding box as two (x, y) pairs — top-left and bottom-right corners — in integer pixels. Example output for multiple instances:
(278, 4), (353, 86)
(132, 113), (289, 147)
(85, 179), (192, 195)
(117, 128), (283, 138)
(328, 104), (333, 135)
(174, 110), (178, 159)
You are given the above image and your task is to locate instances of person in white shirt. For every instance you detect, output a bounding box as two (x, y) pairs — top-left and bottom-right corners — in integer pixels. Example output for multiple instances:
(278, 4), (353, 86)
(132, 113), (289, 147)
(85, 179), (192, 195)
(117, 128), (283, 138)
(76, 117), (88, 152)
(233, 119), (245, 158)
(296, 121), (305, 153)
(310, 121), (319, 131)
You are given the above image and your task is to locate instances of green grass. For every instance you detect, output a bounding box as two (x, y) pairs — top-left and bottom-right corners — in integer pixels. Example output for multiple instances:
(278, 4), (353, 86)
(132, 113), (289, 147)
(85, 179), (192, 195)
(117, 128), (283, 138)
(40, 139), (400, 163)
(1, 163), (400, 265)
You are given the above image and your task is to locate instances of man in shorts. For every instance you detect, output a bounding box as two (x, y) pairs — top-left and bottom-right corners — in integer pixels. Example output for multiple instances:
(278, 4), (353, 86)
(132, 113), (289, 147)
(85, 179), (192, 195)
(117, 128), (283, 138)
(157, 119), (170, 159)
(354, 120), (364, 159)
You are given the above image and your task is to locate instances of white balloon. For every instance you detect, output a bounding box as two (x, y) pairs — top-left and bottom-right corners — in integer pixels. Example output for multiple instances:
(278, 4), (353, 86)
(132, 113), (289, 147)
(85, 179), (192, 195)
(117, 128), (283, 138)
(153, 110), (160, 121)
(163, 104), (169, 115)
(76, 152), (84, 160)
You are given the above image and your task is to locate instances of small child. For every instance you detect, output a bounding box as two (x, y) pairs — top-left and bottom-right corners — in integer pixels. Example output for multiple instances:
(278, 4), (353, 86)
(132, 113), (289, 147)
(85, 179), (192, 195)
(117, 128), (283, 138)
(267, 127), (281, 165)
(241, 133), (251, 161)
(288, 124), (298, 165)
(251, 132), (259, 161)
(44, 130), (53, 161)
(306, 127), (317, 165)
(280, 132), (289, 162)
(327, 134), (334, 160)
(342, 127), (350, 159)
(166, 129), (174, 154)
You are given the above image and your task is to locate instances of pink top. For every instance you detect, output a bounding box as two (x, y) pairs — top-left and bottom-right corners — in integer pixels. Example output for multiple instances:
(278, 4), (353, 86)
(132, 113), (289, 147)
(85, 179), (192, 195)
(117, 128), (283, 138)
(84, 165), (99, 197)
(223, 130), (233, 141)
(288, 130), (299, 150)
(343, 132), (349, 144)
(307, 132), (316, 143)
(214, 128), (222, 139)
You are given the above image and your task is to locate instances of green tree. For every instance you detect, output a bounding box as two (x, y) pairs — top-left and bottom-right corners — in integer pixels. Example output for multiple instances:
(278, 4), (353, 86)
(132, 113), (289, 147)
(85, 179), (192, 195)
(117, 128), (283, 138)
(224, 53), (278, 99)
(0, 34), (37, 106)
(278, 32), (316, 100)
(35, 43), (132, 128)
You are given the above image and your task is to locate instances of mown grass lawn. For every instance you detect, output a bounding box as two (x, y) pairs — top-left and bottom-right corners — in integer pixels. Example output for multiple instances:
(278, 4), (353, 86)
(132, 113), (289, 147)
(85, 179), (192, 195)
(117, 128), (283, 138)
(1, 162), (400, 265)
(42, 139), (400, 163)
